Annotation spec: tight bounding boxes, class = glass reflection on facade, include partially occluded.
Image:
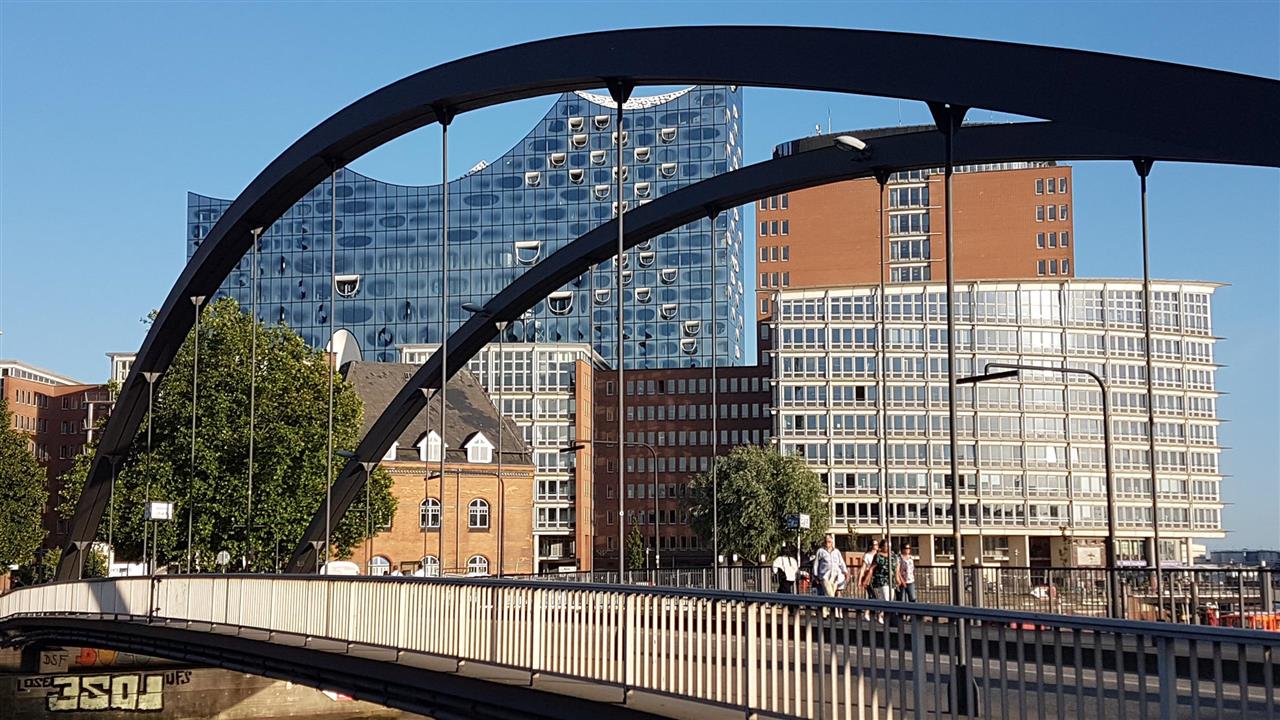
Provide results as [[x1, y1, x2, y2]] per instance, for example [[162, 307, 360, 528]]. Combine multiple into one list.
[[188, 86, 745, 368]]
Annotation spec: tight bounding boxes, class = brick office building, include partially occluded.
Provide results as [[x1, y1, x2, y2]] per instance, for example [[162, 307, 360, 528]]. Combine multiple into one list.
[[757, 129, 1075, 330], [347, 363, 535, 576], [1, 360, 106, 548], [591, 365, 772, 568]]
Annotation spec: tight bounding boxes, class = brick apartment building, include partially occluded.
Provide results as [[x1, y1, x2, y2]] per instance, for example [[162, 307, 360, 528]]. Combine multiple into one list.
[[347, 362, 535, 576], [591, 365, 772, 568], [757, 129, 1075, 328], [1, 360, 108, 549]]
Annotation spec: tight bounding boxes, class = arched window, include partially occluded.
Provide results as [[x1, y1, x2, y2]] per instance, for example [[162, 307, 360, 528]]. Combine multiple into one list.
[[466, 555, 490, 576], [468, 499, 490, 529], [367, 556, 390, 576], [420, 498, 441, 529], [420, 555, 440, 577]]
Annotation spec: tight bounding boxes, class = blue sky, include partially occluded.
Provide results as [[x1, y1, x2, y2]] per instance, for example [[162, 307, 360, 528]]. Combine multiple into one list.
[[1, 2, 1276, 549]]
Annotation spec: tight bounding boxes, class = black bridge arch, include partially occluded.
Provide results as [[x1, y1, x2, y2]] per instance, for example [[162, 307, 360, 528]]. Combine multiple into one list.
[[60, 26, 1280, 579]]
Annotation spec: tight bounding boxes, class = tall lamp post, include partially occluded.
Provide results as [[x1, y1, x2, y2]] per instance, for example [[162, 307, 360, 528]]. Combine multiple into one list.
[[462, 302, 511, 576], [187, 294, 206, 573], [337, 450, 378, 572], [1133, 159, 1165, 617], [563, 438, 659, 571], [959, 362, 1120, 619], [141, 371, 162, 573]]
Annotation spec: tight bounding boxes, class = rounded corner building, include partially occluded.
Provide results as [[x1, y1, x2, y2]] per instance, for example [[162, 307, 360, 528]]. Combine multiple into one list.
[[188, 85, 746, 370]]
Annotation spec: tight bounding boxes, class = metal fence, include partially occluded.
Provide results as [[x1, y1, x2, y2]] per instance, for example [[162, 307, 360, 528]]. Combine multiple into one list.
[[3, 575, 1277, 719], [526, 566, 773, 592], [911, 566, 1280, 625]]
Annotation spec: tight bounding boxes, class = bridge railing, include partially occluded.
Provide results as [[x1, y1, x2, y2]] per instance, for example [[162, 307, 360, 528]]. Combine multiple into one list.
[[3, 575, 1278, 719]]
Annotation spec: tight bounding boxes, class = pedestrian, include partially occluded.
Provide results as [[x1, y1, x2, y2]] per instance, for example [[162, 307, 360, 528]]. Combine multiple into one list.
[[812, 534, 849, 597], [772, 545, 799, 594], [896, 544, 917, 603], [869, 540, 896, 623], [857, 538, 881, 619]]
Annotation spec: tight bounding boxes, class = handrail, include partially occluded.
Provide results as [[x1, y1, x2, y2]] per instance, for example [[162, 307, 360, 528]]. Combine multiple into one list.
[[5, 575, 1277, 645]]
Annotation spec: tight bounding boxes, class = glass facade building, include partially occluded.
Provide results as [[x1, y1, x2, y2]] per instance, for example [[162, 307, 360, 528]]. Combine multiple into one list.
[[769, 279, 1224, 567], [189, 86, 745, 369]]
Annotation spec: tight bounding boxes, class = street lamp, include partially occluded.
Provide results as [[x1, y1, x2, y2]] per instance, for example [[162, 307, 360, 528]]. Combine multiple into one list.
[[959, 362, 1121, 619], [338, 450, 378, 573], [463, 302, 511, 577], [141, 370, 162, 573], [247, 227, 263, 566], [187, 294, 206, 574], [564, 438, 660, 571], [1133, 159, 1165, 617]]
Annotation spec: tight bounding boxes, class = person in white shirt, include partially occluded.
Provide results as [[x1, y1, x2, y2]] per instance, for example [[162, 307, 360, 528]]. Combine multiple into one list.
[[812, 534, 849, 597], [772, 545, 799, 593]]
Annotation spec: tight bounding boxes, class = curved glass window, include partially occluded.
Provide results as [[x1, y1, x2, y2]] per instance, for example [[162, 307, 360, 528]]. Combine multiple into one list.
[[549, 153, 567, 168], [590, 150, 607, 165], [571, 134, 588, 149], [635, 287, 652, 303], [684, 320, 702, 337], [514, 241, 541, 266], [593, 115, 610, 130], [567, 117, 584, 132], [568, 169, 585, 185], [548, 291, 574, 315], [660, 303, 678, 320], [634, 147, 652, 162], [680, 338, 698, 355], [659, 128, 677, 143], [660, 268, 678, 285], [660, 163, 677, 178]]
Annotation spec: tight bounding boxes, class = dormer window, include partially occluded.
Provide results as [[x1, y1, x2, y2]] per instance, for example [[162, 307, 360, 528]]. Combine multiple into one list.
[[465, 432, 494, 464], [382, 441, 399, 463], [571, 134, 588, 149], [659, 128, 677, 143], [567, 117, 584, 132], [549, 153, 567, 168], [417, 431, 442, 463]]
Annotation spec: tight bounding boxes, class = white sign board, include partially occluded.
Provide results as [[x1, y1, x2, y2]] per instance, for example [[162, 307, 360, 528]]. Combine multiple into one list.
[[145, 502, 175, 521]]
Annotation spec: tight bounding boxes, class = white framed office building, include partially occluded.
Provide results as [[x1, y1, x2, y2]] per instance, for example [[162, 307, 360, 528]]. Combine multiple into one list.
[[768, 279, 1225, 568]]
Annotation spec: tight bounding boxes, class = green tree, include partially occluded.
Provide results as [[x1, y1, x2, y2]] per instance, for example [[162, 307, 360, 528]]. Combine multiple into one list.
[[0, 397, 47, 568], [60, 297, 395, 572], [625, 526, 646, 571], [685, 445, 829, 562]]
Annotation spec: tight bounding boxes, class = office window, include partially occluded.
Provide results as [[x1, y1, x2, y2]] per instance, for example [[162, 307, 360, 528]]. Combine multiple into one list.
[[1060, 204, 1068, 220], [1062, 259, 1071, 274], [781, 220, 789, 235], [770, 196, 778, 210], [770, 246, 778, 261], [1059, 177, 1068, 193], [760, 247, 768, 262], [760, 272, 769, 287], [1049, 259, 1059, 275], [759, 198, 768, 210], [1036, 232, 1044, 249], [1035, 178, 1044, 194], [1048, 205, 1057, 221], [1047, 232, 1057, 248], [760, 222, 768, 236], [782, 272, 790, 287], [1046, 177, 1056, 194], [781, 245, 790, 260], [780, 193, 789, 209], [1036, 206, 1045, 222], [1037, 260, 1046, 276], [771, 221, 779, 236]]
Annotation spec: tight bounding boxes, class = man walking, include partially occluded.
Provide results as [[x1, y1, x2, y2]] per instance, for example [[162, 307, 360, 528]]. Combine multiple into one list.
[[857, 538, 881, 620], [812, 534, 849, 597], [868, 540, 897, 623]]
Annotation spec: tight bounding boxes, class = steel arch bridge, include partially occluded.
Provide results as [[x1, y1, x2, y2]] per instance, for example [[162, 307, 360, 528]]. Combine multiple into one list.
[[59, 26, 1280, 579]]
